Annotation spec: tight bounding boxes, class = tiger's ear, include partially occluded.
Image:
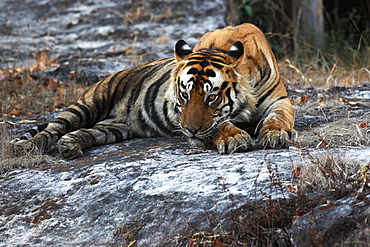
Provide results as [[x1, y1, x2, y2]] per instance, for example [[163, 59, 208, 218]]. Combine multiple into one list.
[[175, 40, 193, 62], [226, 41, 244, 65]]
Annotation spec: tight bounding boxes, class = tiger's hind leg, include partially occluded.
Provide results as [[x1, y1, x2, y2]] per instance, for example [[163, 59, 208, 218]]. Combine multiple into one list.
[[10, 123, 62, 155], [57, 119, 131, 159]]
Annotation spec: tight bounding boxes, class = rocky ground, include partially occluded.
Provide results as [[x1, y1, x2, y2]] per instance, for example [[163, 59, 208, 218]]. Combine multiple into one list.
[[1, 0, 370, 246]]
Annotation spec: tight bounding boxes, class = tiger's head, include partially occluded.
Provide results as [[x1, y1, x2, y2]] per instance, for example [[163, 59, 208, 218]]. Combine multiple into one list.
[[168, 40, 257, 144]]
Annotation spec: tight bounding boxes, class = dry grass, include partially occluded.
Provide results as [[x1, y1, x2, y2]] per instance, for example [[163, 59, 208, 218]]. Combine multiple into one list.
[[279, 58, 370, 88], [0, 124, 57, 174], [297, 118, 370, 149], [0, 52, 84, 174], [0, 69, 86, 117], [341, 227, 370, 247], [290, 151, 368, 194]]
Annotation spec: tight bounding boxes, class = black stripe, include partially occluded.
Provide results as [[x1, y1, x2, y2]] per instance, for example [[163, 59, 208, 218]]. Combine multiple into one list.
[[37, 123, 48, 132], [205, 69, 216, 77], [55, 129, 64, 138], [92, 82, 105, 122], [187, 61, 202, 67], [260, 95, 289, 117], [106, 72, 125, 114], [43, 129, 54, 138], [64, 108, 83, 123], [163, 100, 176, 131], [138, 109, 156, 134], [254, 53, 271, 88], [225, 88, 234, 111], [210, 63, 224, 70], [232, 82, 239, 96], [129, 59, 172, 106], [80, 129, 98, 146], [187, 68, 198, 74], [256, 82, 279, 108], [209, 53, 227, 59], [277, 95, 288, 100], [208, 57, 226, 64], [129, 69, 153, 104], [187, 59, 225, 70], [27, 128, 39, 137], [106, 127, 124, 142], [52, 117, 72, 133], [144, 70, 172, 133], [74, 103, 91, 126], [220, 81, 229, 90], [188, 56, 207, 61], [195, 49, 229, 57]]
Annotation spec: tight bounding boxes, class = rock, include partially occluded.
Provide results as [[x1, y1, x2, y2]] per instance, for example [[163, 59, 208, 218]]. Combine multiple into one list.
[[1, 136, 370, 246], [0, 137, 294, 246], [0, 0, 226, 82], [291, 195, 370, 247]]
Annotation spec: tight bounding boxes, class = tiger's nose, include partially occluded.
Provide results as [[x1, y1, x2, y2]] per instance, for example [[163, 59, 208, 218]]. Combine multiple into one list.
[[186, 127, 200, 136]]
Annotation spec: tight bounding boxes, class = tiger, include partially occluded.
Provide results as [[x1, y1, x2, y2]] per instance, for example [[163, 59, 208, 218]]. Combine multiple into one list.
[[10, 23, 295, 159]]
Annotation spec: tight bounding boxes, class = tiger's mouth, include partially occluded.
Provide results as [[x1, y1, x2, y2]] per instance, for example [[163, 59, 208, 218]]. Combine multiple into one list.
[[180, 122, 217, 140]]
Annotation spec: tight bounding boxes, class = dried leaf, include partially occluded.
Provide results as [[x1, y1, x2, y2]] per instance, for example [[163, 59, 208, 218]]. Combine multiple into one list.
[[188, 238, 200, 247], [127, 240, 136, 247], [287, 185, 297, 191], [319, 204, 338, 211], [300, 94, 309, 103], [292, 94, 310, 105], [89, 178, 99, 185], [292, 210, 308, 222], [56, 87, 66, 95], [298, 210, 307, 216], [339, 97, 357, 108], [292, 215, 300, 222], [214, 239, 226, 247], [8, 109, 21, 115], [359, 122, 369, 128], [291, 167, 302, 178]]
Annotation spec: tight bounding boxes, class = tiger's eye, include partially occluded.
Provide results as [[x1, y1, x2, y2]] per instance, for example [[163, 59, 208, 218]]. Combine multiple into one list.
[[181, 92, 189, 100], [208, 94, 216, 100], [206, 94, 218, 104]]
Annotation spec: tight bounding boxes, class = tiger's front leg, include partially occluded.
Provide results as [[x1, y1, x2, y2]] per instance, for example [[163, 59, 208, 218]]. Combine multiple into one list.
[[257, 99, 296, 149], [213, 122, 253, 154]]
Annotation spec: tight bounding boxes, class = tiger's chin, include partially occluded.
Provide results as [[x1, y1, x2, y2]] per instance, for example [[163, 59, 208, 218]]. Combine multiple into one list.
[[180, 126, 214, 148], [185, 123, 254, 154], [187, 136, 212, 148]]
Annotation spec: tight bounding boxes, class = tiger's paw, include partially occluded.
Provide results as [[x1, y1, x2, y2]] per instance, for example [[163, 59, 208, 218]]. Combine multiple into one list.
[[58, 135, 83, 160], [258, 127, 296, 149], [9, 138, 40, 155], [214, 124, 253, 154]]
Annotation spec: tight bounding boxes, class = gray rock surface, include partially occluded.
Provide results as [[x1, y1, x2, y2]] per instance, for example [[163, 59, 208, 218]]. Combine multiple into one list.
[[0, 0, 226, 82], [291, 195, 370, 247], [0, 137, 289, 246], [1, 137, 370, 246]]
